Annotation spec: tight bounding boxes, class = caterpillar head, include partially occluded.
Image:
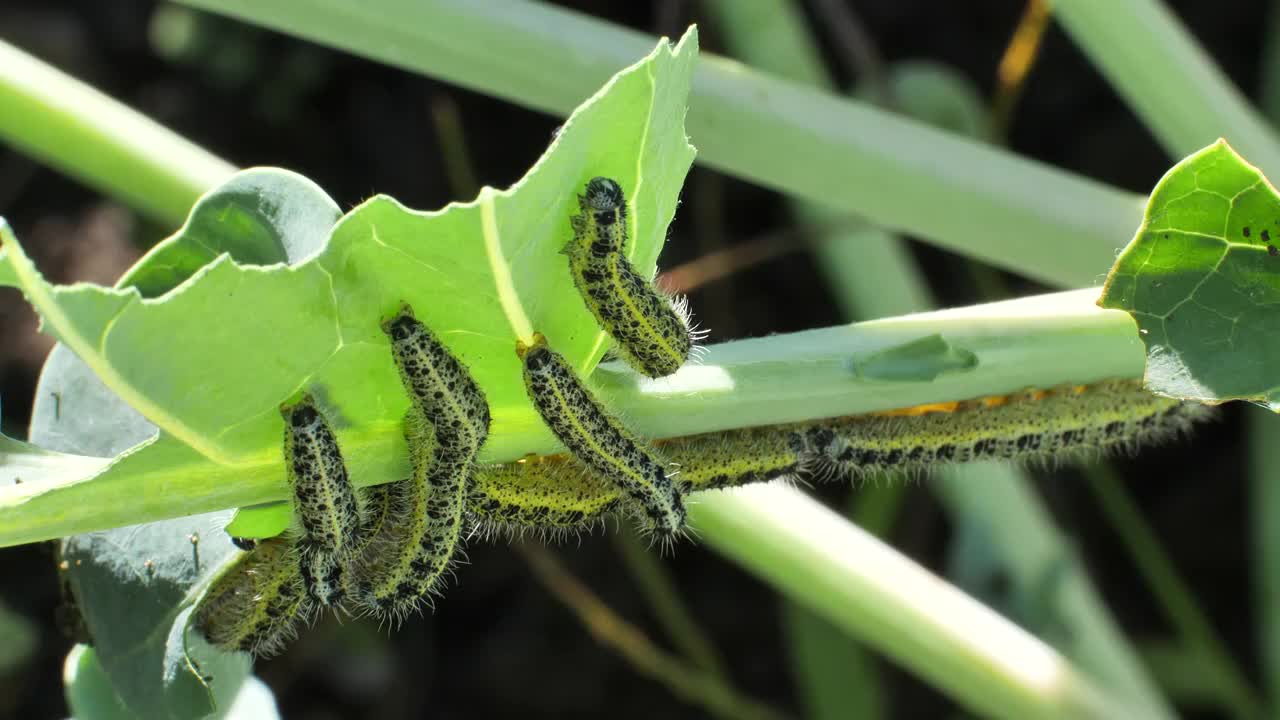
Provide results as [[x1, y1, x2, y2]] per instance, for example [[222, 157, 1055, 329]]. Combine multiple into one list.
[[580, 177, 624, 213]]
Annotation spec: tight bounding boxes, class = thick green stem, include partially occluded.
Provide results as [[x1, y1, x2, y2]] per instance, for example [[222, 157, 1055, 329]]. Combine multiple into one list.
[[0, 288, 1147, 547]]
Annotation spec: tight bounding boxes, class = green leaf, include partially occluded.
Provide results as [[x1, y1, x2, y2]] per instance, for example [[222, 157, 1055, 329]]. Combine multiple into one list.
[[1099, 140, 1280, 409], [17, 167, 340, 718], [63, 644, 279, 720], [118, 167, 341, 297], [64, 645, 135, 720], [0, 433, 110, 488]]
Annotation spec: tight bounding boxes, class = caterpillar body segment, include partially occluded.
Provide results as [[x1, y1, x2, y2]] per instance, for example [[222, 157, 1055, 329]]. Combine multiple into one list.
[[565, 176, 695, 379], [352, 306, 490, 621], [518, 333, 686, 538], [280, 396, 363, 607], [193, 537, 312, 657]]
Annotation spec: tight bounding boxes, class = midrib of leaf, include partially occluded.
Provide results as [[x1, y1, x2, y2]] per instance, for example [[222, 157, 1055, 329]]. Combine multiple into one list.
[[479, 186, 535, 344], [629, 60, 657, 265]]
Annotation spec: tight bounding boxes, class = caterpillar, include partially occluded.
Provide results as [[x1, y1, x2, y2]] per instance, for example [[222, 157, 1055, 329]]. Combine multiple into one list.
[[279, 395, 363, 608], [470, 379, 1212, 537], [518, 332, 686, 539], [348, 305, 490, 621], [193, 536, 312, 657], [793, 381, 1209, 479], [565, 176, 700, 378]]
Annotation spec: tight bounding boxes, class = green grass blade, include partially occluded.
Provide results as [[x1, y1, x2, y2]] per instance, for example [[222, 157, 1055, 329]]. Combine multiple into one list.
[[173, 0, 1143, 287], [705, 2, 1171, 716], [0, 40, 235, 227], [1053, 0, 1280, 172], [704, 1, 924, 714], [1034, 11, 1280, 714]]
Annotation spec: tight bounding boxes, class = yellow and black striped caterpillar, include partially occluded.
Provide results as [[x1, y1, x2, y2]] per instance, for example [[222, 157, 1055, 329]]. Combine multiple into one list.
[[469, 380, 1212, 537], [193, 536, 311, 657], [565, 177, 699, 378], [519, 332, 686, 540], [345, 305, 491, 621], [279, 395, 363, 608]]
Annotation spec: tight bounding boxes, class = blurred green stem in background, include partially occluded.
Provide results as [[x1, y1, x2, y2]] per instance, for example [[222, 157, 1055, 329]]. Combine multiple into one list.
[[175, 0, 1146, 288], [0, 40, 235, 227], [1084, 464, 1265, 719]]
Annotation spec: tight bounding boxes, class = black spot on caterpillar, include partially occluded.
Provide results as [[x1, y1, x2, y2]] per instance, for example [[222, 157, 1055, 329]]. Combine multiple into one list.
[[280, 395, 363, 608], [468, 379, 1211, 538], [518, 332, 686, 539], [349, 305, 490, 621], [564, 176, 700, 378], [193, 537, 312, 657]]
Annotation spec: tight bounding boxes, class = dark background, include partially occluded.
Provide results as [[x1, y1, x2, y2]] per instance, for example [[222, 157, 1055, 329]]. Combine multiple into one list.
[[0, 1, 1263, 718]]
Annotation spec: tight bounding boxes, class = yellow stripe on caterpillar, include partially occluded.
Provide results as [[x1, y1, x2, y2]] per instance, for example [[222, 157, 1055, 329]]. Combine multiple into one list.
[[565, 176, 698, 378], [517, 332, 686, 538], [468, 379, 1211, 537], [350, 305, 490, 621], [279, 395, 362, 608], [193, 536, 312, 657]]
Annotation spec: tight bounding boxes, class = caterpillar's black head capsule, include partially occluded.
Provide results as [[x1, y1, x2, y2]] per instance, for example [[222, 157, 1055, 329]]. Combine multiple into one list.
[[582, 177, 624, 212], [381, 304, 420, 342]]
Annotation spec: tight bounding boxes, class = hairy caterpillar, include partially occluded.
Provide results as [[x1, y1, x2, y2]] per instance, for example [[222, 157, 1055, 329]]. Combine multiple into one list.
[[470, 379, 1211, 537], [280, 395, 363, 607], [565, 176, 700, 378], [193, 537, 311, 657], [518, 332, 686, 538], [793, 382, 1208, 479], [348, 305, 490, 620]]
